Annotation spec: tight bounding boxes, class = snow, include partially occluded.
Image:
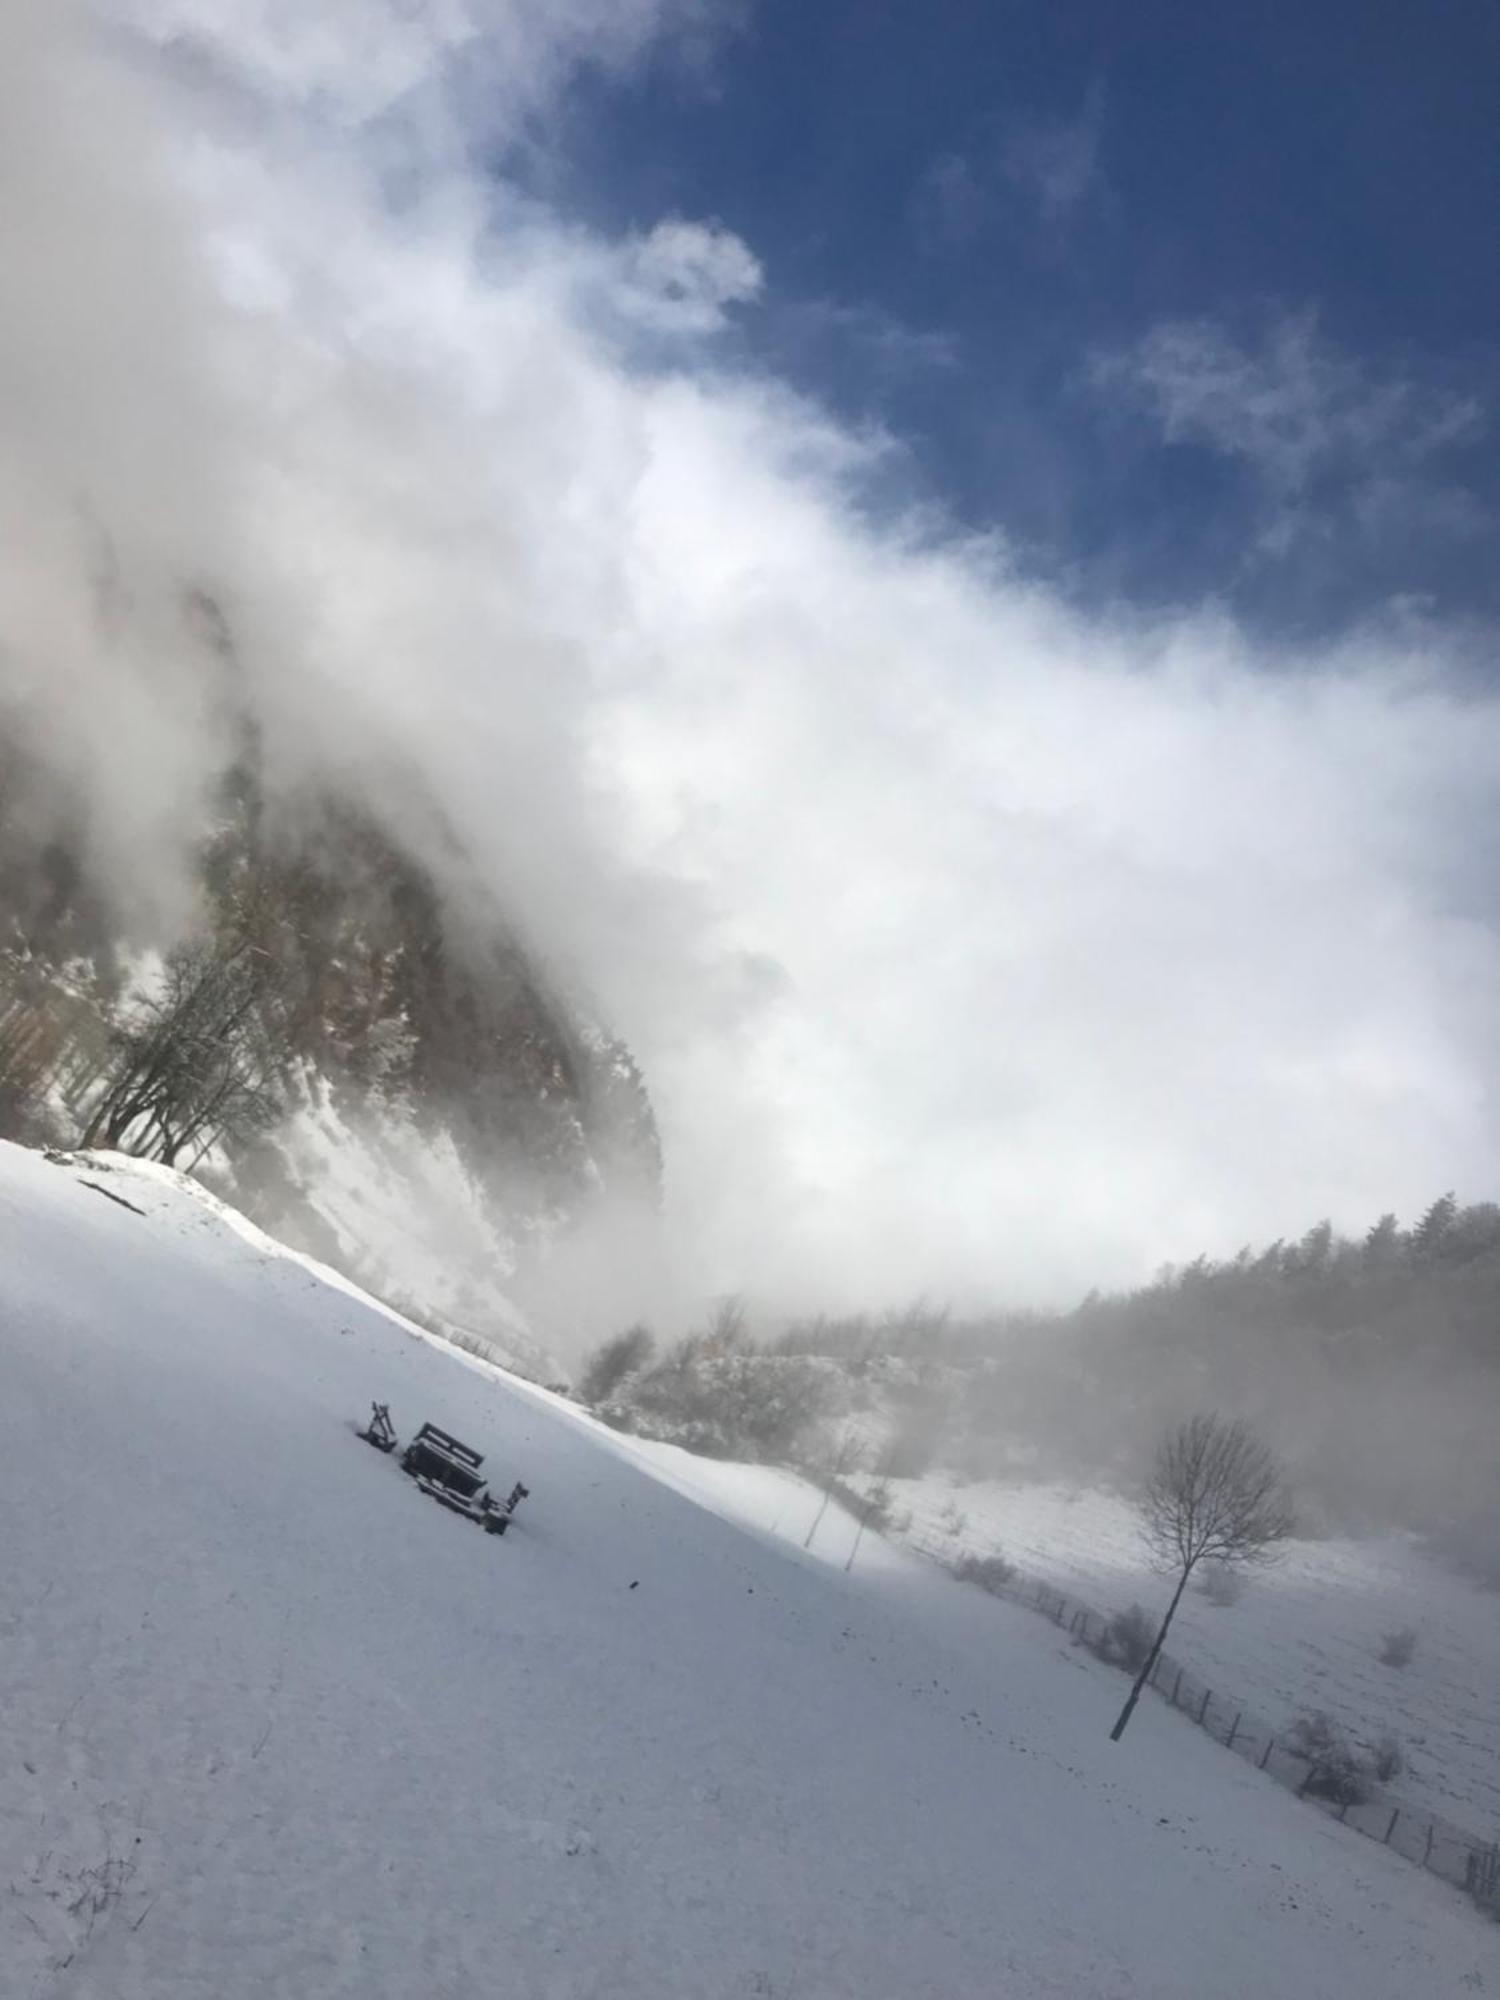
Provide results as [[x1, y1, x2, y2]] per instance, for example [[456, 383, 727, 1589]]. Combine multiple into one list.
[[881, 1475, 1500, 1834], [0, 1140, 1492, 1998], [240, 1071, 558, 1379]]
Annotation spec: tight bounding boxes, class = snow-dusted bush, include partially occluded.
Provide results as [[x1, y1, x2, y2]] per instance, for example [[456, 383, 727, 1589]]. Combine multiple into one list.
[[829, 1475, 895, 1535], [579, 1324, 655, 1406], [604, 1340, 847, 1464], [1372, 1733, 1405, 1784], [952, 1551, 1016, 1595], [1196, 1561, 1245, 1607], [1378, 1625, 1417, 1669], [1095, 1604, 1155, 1673], [1287, 1712, 1372, 1806]]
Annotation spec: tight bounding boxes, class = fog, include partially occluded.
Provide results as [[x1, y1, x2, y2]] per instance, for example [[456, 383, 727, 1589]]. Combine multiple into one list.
[[7, 0, 1500, 1323]]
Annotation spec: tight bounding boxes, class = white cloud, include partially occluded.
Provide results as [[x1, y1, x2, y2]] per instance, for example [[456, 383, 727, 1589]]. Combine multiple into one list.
[[128, 0, 479, 119], [126, 0, 736, 130], [617, 219, 763, 333], [7, 0, 1500, 1320], [1093, 310, 1487, 550]]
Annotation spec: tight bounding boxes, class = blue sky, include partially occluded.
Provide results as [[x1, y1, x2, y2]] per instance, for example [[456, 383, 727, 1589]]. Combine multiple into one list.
[[549, 0, 1499, 637]]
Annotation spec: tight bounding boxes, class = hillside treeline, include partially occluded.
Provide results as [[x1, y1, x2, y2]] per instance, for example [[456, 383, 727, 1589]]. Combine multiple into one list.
[[583, 1206, 1500, 1569]]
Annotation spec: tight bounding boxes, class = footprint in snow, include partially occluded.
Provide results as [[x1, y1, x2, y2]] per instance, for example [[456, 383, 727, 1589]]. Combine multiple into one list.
[[525, 1820, 596, 1859]]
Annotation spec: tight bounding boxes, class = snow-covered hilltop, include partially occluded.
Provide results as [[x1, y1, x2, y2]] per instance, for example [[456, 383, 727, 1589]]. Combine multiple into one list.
[[0, 1138, 1489, 1998]]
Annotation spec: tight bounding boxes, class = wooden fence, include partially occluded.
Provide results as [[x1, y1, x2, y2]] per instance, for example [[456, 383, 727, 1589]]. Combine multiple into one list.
[[933, 1543, 1499, 1921]]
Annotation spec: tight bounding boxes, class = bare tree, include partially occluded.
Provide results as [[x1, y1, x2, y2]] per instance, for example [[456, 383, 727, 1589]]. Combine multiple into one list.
[[703, 1294, 748, 1354], [79, 939, 284, 1167], [578, 1324, 656, 1406], [1110, 1412, 1293, 1741]]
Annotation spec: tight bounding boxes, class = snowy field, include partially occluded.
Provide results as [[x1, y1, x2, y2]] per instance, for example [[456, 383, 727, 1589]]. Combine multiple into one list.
[[880, 1475, 1500, 1837], [0, 1140, 1493, 1998]]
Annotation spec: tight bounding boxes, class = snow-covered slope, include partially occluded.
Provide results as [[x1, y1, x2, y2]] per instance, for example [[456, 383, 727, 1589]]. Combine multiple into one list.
[[883, 1475, 1500, 1835], [245, 1075, 561, 1382], [0, 1143, 1490, 1999]]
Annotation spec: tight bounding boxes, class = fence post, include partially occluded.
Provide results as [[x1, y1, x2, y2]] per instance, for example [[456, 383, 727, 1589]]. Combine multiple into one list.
[[1226, 1711, 1241, 1751], [1198, 1687, 1212, 1726], [1384, 1808, 1399, 1845], [1422, 1823, 1434, 1868], [1259, 1737, 1274, 1770]]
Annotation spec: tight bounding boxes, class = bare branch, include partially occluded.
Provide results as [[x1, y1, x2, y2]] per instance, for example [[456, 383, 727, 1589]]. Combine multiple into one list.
[[1141, 1413, 1295, 1574]]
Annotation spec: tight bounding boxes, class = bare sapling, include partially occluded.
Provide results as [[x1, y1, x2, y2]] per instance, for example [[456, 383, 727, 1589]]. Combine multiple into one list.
[[1110, 1412, 1293, 1742]]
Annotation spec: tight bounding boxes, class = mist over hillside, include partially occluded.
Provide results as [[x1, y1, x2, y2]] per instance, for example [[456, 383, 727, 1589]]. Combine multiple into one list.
[[0, 658, 661, 1374], [580, 1198, 1500, 1561]]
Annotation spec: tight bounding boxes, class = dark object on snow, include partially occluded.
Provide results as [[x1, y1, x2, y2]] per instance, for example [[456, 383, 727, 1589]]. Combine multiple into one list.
[[486, 1480, 531, 1536], [357, 1409, 528, 1535], [400, 1422, 530, 1535], [78, 1179, 148, 1217], [358, 1402, 398, 1453], [402, 1422, 491, 1523]]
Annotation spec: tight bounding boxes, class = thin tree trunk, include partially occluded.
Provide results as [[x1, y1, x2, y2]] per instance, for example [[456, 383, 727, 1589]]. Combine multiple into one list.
[[844, 1490, 880, 1574], [82, 1075, 133, 1147], [804, 1430, 858, 1550], [1110, 1564, 1192, 1742]]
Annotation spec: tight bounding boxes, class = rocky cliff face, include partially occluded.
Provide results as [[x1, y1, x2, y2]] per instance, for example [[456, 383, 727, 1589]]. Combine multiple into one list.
[[0, 677, 661, 1381]]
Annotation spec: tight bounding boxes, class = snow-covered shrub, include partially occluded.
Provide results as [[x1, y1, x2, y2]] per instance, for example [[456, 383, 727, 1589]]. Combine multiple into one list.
[[1287, 1712, 1372, 1806], [606, 1340, 847, 1464], [1372, 1733, 1405, 1784], [859, 1479, 896, 1533], [818, 1474, 895, 1536], [1378, 1625, 1417, 1669], [1095, 1604, 1155, 1673], [952, 1551, 1016, 1595], [579, 1324, 655, 1406], [1196, 1562, 1245, 1607]]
